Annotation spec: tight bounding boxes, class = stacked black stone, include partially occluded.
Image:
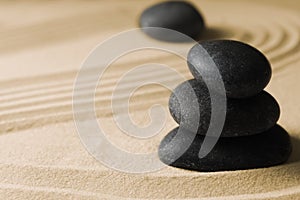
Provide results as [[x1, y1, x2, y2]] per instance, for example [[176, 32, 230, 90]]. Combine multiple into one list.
[[158, 40, 292, 172]]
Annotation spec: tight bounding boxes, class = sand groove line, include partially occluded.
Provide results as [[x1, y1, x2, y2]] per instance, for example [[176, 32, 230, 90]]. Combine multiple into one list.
[[0, 54, 178, 95], [0, 68, 188, 116], [1, 13, 299, 97], [268, 22, 300, 61], [0, 28, 298, 110], [0, 67, 297, 125], [247, 25, 270, 48], [0, 82, 174, 117], [1, 2, 300, 200], [1, 5, 300, 133], [0, 60, 188, 131], [1, 6, 299, 94], [0, 1, 144, 54], [0, 64, 188, 105], [260, 23, 287, 55], [0, 184, 102, 199], [220, 6, 300, 73], [0, 89, 171, 119], [0, 67, 187, 101], [1, 19, 299, 97], [0, 64, 298, 129], [0, 64, 295, 115], [0, 163, 300, 199], [0, 95, 172, 133], [0, 108, 162, 133], [1, 183, 300, 200], [239, 18, 300, 63]]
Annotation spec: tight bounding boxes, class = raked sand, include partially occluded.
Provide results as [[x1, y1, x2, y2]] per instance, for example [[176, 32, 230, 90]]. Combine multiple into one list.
[[1, 0, 300, 199]]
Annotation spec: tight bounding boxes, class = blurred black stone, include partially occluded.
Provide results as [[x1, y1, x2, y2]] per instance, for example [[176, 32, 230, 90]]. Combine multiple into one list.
[[139, 1, 205, 42]]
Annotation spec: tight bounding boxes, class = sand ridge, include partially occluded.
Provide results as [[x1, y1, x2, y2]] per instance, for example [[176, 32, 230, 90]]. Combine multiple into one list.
[[1, 0, 300, 199]]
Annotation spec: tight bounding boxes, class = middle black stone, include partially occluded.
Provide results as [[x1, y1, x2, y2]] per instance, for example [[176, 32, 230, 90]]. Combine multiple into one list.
[[169, 79, 280, 137]]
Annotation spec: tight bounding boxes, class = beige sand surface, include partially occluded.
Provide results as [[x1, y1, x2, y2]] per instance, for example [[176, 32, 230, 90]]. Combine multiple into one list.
[[1, 0, 300, 199]]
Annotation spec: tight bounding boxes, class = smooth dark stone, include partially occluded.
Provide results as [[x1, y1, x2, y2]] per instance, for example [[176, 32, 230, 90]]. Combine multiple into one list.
[[187, 40, 272, 98], [169, 79, 280, 137], [158, 125, 292, 172], [139, 1, 205, 42]]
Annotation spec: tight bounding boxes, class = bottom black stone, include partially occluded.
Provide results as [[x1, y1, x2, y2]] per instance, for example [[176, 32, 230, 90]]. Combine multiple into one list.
[[158, 125, 292, 172]]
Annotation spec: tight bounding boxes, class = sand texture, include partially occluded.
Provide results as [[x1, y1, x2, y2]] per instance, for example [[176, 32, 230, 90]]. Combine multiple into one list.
[[1, 0, 300, 199]]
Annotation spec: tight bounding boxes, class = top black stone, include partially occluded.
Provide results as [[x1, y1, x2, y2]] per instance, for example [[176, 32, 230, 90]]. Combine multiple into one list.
[[139, 1, 205, 42], [187, 40, 272, 98]]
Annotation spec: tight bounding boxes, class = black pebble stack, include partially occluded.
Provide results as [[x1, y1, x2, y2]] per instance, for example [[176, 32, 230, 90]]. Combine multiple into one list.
[[158, 40, 292, 172]]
